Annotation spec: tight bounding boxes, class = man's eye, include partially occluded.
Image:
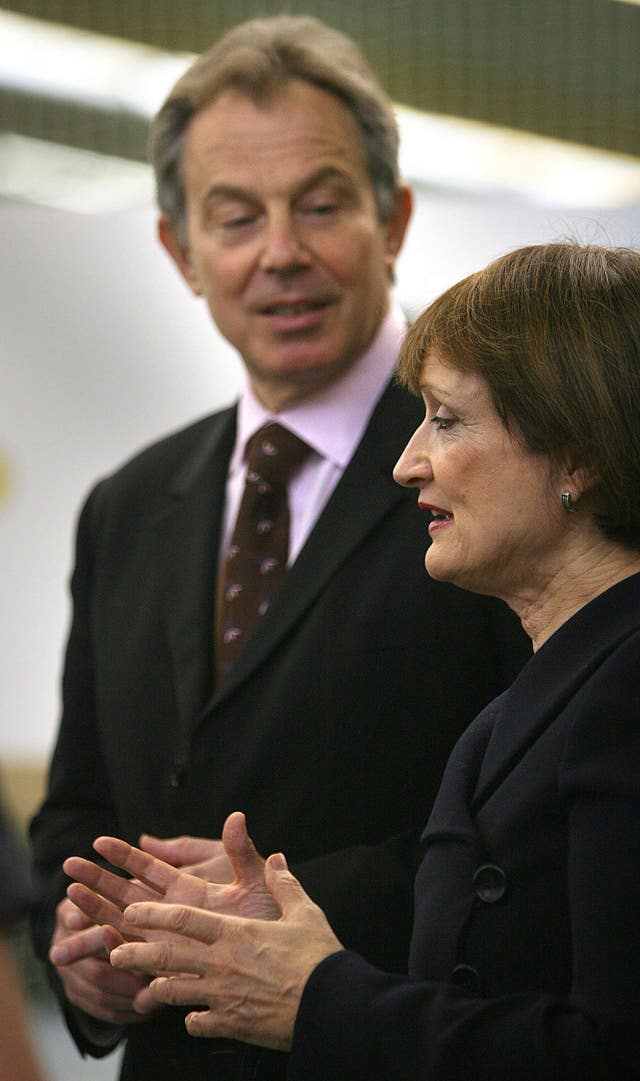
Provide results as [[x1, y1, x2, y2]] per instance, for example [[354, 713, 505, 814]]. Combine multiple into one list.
[[221, 215, 254, 229], [430, 414, 455, 431], [302, 202, 337, 217]]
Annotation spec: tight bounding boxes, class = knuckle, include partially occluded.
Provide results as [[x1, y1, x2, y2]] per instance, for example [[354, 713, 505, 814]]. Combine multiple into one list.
[[155, 977, 179, 1004], [168, 906, 192, 933], [84, 956, 107, 982], [155, 941, 173, 969]]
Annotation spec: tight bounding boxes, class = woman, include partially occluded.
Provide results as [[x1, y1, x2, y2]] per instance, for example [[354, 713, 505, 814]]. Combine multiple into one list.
[[67, 243, 640, 1079]]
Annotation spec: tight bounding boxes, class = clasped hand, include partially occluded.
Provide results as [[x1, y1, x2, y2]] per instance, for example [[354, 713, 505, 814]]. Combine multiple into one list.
[[50, 811, 276, 1024], [55, 812, 343, 1047]]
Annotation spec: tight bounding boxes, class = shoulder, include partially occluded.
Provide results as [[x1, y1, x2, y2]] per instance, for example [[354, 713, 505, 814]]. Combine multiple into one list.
[[82, 406, 236, 519], [560, 626, 640, 793], [107, 406, 236, 488]]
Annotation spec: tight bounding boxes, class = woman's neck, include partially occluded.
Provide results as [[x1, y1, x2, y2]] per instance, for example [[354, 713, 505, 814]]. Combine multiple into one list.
[[506, 538, 640, 652]]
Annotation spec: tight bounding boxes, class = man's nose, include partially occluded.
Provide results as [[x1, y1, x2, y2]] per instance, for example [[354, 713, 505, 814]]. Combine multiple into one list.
[[259, 213, 310, 272]]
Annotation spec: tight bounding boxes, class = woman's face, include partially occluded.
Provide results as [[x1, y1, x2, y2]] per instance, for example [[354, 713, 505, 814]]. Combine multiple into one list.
[[393, 351, 563, 601]]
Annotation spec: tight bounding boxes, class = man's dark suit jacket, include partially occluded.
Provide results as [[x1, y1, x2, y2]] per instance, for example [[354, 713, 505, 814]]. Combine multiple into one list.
[[30, 379, 529, 1081], [289, 573, 640, 1081]]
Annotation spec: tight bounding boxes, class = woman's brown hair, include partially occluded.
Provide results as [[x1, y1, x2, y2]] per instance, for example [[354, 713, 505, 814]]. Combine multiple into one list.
[[398, 243, 640, 550]]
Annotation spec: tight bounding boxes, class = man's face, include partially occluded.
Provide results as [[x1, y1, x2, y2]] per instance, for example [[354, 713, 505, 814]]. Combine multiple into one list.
[[160, 78, 411, 410]]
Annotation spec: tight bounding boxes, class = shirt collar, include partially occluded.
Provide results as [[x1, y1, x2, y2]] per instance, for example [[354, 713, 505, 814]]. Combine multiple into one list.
[[231, 300, 407, 475]]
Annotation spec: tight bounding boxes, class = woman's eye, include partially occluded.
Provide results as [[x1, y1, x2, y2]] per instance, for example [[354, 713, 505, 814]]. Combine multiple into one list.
[[431, 414, 455, 431]]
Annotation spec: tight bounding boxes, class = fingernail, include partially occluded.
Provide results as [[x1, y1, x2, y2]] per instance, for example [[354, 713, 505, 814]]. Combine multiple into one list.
[[124, 907, 138, 924], [50, 946, 68, 965]]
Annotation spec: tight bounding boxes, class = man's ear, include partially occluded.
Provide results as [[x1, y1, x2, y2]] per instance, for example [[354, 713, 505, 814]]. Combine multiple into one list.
[[157, 215, 202, 296], [384, 185, 413, 275]]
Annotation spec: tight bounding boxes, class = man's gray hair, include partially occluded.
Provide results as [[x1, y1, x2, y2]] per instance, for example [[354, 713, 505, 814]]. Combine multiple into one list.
[[149, 14, 401, 241]]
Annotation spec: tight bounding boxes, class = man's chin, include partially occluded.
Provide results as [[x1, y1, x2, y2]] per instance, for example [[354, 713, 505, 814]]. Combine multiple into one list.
[[245, 353, 355, 409]]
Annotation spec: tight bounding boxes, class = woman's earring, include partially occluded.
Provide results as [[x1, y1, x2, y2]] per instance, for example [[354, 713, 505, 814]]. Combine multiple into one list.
[[561, 491, 576, 513]]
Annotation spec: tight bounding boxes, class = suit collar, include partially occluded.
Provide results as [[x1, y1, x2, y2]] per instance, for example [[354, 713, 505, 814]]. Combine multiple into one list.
[[473, 573, 640, 808]]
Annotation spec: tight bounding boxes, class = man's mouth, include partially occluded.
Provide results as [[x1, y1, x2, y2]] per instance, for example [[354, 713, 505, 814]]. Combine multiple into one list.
[[260, 299, 328, 316]]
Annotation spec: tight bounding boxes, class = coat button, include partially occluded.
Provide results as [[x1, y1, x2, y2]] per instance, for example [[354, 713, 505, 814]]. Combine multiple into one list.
[[473, 863, 506, 903], [451, 964, 481, 993], [169, 758, 185, 789]]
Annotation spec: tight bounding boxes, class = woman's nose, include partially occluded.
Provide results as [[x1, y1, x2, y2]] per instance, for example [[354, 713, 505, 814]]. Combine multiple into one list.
[[393, 426, 433, 488]]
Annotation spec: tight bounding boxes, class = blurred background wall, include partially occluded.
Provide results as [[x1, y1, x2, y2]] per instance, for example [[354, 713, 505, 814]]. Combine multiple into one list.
[[1, 2, 639, 1076]]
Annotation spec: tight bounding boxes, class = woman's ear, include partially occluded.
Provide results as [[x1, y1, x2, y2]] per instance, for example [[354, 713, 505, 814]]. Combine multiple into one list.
[[563, 460, 601, 503], [157, 215, 202, 296]]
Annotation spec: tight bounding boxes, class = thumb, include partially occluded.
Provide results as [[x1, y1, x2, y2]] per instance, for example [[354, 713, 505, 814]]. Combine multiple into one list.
[[222, 811, 264, 883], [264, 852, 308, 915]]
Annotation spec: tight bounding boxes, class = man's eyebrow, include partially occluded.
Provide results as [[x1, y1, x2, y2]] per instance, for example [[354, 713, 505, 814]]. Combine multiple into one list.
[[202, 184, 258, 206], [202, 166, 356, 208], [293, 166, 355, 198]]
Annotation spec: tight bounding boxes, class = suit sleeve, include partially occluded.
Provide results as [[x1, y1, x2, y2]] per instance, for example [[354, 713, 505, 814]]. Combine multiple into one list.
[[288, 637, 640, 1081], [29, 483, 123, 1057]]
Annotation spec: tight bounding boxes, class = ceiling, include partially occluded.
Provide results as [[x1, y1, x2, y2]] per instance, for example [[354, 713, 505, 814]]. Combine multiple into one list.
[[1, 0, 639, 169]]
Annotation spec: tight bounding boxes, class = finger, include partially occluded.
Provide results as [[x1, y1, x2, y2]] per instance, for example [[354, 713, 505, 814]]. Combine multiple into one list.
[[150, 975, 209, 1007], [93, 836, 184, 897], [123, 901, 226, 946], [132, 983, 163, 1016], [50, 924, 115, 966], [186, 1009, 225, 1040], [60, 959, 151, 1022], [221, 812, 265, 885], [181, 855, 234, 883], [102, 925, 126, 953], [139, 834, 223, 868], [111, 936, 206, 977], [66, 882, 144, 940], [57, 896, 92, 932], [263, 853, 312, 916], [64, 855, 154, 910]]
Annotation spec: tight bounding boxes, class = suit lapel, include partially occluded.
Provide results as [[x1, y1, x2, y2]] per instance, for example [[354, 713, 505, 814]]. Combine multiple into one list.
[[472, 573, 640, 809], [205, 380, 423, 713], [158, 409, 236, 734]]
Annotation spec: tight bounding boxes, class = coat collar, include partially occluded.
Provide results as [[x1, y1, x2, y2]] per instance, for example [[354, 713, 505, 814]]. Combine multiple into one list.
[[472, 573, 640, 809], [159, 409, 236, 736]]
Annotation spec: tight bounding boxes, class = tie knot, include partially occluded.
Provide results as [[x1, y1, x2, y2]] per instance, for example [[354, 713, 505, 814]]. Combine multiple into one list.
[[245, 423, 311, 485]]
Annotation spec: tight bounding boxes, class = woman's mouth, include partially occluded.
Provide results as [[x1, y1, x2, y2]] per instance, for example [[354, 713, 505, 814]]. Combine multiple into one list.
[[419, 502, 454, 532]]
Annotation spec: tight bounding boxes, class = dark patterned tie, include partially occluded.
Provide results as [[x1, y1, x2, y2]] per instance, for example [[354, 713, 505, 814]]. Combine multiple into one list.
[[215, 423, 311, 680]]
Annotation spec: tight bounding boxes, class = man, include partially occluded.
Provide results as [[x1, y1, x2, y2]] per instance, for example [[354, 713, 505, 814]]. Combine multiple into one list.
[[30, 15, 529, 1081]]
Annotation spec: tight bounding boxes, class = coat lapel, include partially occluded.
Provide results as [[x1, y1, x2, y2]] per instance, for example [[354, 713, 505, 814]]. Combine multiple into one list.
[[205, 380, 423, 713], [472, 573, 640, 810], [158, 409, 236, 734]]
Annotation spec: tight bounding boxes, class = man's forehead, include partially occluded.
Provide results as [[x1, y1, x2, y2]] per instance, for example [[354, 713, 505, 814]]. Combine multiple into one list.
[[182, 79, 368, 175]]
